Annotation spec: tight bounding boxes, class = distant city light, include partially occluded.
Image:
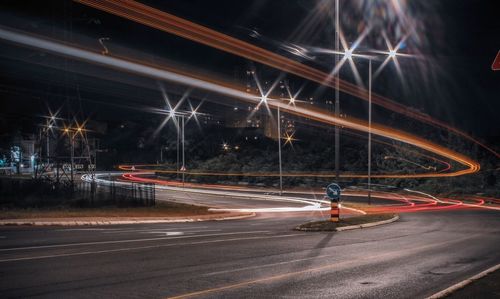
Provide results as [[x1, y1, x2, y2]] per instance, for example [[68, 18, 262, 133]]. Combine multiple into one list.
[[283, 131, 296, 146]]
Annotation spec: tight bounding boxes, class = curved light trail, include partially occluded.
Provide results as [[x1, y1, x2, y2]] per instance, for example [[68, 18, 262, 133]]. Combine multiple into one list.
[[0, 26, 479, 177], [73, 0, 499, 159], [102, 173, 500, 214]]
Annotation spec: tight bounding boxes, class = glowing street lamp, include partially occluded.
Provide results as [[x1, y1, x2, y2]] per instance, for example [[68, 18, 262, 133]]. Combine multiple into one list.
[[344, 49, 353, 60], [346, 43, 406, 205]]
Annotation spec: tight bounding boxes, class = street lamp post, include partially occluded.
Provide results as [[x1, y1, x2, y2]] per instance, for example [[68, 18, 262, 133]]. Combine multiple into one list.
[[334, 0, 340, 182], [277, 106, 283, 195], [176, 117, 180, 180], [336, 44, 404, 204], [46, 126, 50, 165], [368, 59, 372, 205], [70, 131, 75, 184], [181, 115, 185, 187]]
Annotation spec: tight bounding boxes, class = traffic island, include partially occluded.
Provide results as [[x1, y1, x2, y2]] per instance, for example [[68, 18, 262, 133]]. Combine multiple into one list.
[[295, 213, 399, 232]]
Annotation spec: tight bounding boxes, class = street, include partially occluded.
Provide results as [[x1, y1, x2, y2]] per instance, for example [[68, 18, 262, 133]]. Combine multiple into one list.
[[1, 207, 499, 298], [0, 1, 498, 298]]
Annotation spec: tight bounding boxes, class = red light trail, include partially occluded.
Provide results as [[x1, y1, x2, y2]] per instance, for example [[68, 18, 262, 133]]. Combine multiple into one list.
[[119, 172, 500, 214]]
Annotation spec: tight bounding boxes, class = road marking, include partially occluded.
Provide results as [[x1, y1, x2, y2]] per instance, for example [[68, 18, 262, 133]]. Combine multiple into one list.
[[0, 231, 270, 252], [203, 253, 339, 276], [101, 226, 209, 234], [166, 235, 482, 299], [141, 232, 184, 236], [140, 230, 220, 235], [0, 234, 303, 263], [55, 228, 119, 231]]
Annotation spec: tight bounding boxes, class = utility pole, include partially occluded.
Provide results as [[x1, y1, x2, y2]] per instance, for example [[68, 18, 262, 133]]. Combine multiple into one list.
[[176, 117, 180, 180], [46, 129, 50, 165], [368, 59, 372, 205], [181, 115, 185, 187], [334, 0, 340, 181], [70, 131, 74, 184], [277, 106, 283, 195]]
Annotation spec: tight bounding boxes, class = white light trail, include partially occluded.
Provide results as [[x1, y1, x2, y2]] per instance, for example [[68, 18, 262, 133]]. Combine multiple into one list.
[[0, 26, 478, 177]]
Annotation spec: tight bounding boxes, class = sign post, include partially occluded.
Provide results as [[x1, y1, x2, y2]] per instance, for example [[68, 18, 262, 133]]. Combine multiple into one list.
[[326, 183, 341, 222]]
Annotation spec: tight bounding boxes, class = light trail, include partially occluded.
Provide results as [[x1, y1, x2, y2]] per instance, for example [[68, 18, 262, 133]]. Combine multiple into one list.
[[383, 155, 437, 171], [114, 173, 500, 214], [73, 0, 499, 159], [119, 162, 466, 179], [0, 26, 479, 178]]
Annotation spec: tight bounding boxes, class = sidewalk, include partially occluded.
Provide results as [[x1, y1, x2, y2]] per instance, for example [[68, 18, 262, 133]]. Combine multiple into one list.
[[0, 212, 255, 226]]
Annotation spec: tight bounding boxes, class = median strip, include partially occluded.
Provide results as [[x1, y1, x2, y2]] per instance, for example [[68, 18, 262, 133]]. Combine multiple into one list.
[[295, 213, 399, 232]]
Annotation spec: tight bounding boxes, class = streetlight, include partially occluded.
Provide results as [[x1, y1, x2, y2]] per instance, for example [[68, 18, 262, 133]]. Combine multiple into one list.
[[334, 0, 340, 182], [62, 126, 76, 184], [164, 107, 195, 186], [346, 47, 403, 205], [277, 104, 283, 195], [181, 114, 186, 187]]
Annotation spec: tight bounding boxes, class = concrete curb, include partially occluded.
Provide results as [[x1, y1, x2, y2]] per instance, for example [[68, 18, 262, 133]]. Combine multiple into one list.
[[426, 263, 500, 299], [0, 212, 255, 226], [336, 214, 399, 231], [296, 214, 399, 232]]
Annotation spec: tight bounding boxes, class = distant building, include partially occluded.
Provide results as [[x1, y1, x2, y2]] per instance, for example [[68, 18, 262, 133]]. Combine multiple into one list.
[[226, 65, 297, 140]]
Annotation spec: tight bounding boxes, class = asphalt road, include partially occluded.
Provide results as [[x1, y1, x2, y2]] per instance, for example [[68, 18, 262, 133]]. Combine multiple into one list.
[[1, 208, 499, 298]]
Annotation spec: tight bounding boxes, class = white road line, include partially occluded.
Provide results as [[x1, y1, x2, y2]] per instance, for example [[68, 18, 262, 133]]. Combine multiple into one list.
[[203, 253, 339, 276], [0, 234, 303, 263], [101, 226, 209, 234], [141, 231, 184, 236], [0, 230, 270, 252], [58, 226, 208, 233], [140, 229, 221, 235], [55, 228, 118, 231]]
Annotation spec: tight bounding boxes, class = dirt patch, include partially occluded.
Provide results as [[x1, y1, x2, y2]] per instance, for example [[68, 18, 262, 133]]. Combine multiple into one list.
[[0, 201, 214, 219]]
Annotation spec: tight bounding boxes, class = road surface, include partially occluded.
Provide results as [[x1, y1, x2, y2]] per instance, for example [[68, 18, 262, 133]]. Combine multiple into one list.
[[1, 207, 499, 298]]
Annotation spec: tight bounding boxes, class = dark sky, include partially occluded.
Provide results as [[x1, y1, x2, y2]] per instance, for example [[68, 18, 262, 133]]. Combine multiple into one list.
[[0, 0, 499, 140]]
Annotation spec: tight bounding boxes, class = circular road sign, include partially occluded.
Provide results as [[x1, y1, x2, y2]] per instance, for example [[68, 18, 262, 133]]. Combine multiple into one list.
[[326, 183, 341, 201]]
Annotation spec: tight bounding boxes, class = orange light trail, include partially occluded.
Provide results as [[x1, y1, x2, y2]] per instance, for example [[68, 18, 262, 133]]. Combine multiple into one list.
[[74, 0, 499, 159], [0, 26, 479, 178]]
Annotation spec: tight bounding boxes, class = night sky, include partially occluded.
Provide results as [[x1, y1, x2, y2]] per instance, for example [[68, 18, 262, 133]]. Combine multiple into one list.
[[0, 0, 499, 141]]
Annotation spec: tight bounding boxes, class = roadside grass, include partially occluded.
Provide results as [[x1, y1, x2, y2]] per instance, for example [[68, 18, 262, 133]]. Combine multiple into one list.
[[0, 201, 213, 219], [296, 213, 397, 231]]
